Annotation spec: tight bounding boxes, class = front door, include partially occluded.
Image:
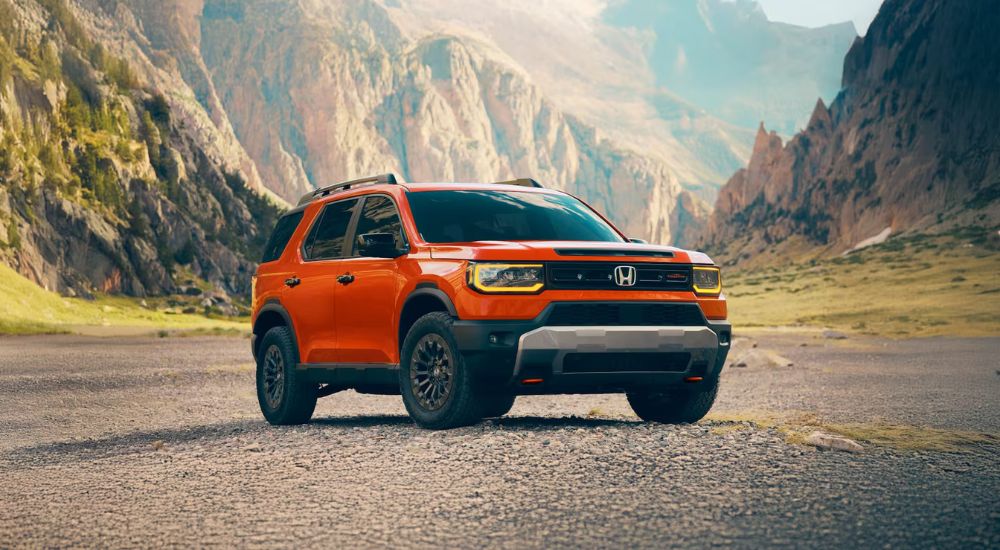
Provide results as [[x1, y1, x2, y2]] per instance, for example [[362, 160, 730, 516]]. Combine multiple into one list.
[[282, 197, 360, 364], [334, 194, 407, 365]]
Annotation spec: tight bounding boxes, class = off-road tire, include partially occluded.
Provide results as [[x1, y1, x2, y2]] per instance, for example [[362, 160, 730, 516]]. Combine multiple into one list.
[[479, 393, 516, 418], [626, 381, 718, 424], [399, 312, 482, 429], [256, 326, 317, 425]]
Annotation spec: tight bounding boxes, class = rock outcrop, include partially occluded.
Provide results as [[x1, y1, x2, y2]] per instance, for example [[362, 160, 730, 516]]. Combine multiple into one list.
[[700, 0, 1000, 264], [0, 0, 281, 297]]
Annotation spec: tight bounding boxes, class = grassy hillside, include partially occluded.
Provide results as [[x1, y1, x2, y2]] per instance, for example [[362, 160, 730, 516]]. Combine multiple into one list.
[[0, 263, 246, 335], [726, 227, 1000, 337]]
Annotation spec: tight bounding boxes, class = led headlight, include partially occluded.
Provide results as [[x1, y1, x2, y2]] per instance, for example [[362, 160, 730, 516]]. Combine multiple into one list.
[[692, 266, 722, 295], [469, 263, 545, 293]]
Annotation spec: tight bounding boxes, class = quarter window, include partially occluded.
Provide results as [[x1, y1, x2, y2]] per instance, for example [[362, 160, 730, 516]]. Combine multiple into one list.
[[303, 199, 358, 260], [353, 195, 405, 256], [260, 211, 303, 263]]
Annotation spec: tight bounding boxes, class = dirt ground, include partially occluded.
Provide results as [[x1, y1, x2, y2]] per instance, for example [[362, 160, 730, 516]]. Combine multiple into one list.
[[1, 333, 997, 548]]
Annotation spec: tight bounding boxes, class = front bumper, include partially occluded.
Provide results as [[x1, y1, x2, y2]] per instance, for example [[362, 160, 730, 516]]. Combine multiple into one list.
[[451, 302, 730, 394]]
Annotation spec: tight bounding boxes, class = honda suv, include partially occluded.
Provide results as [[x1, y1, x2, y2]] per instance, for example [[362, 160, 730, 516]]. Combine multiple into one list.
[[251, 174, 730, 429]]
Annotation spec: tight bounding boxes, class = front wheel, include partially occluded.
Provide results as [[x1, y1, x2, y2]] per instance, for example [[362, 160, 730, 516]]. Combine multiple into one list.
[[256, 326, 317, 425], [627, 381, 718, 424], [399, 312, 483, 429]]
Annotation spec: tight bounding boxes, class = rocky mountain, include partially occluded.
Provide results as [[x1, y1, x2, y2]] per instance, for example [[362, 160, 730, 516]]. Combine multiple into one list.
[[106, 0, 854, 248], [700, 0, 1000, 265], [381, 0, 856, 194], [0, 0, 864, 300], [0, 0, 281, 297], [93, 0, 713, 246]]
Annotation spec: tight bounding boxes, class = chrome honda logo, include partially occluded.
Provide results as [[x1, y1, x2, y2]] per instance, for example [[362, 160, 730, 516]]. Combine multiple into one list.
[[613, 265, 637, 287]]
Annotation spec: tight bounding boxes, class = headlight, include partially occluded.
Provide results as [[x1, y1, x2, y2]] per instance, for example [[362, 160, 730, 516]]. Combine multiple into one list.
[[692, 266, 721, 295], [468, 263, 545, 293]]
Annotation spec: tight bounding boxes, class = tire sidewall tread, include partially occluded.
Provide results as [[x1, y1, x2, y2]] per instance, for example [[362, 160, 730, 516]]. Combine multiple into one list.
[[399, 312, 482, 429], [256, 326, 317, 425], [627, 382, 719, 424]]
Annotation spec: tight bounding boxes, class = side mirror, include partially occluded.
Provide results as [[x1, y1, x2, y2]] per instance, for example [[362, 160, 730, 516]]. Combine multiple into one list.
[[629, 238, 648, 244], [357, 233, 406, 258]]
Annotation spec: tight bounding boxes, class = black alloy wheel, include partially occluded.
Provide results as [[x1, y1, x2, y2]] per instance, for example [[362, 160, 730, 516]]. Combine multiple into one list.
[[409, 334, 455, 410]]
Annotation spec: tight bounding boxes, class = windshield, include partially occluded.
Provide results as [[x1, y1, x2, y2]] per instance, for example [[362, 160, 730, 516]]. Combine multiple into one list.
[[406, 190, 624, 243]]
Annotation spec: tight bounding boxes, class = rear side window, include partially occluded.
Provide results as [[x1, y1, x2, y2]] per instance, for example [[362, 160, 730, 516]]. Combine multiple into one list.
[[260, 212, 303, 263], [352, 195, 406, 255], [303, 198, 358, 260]]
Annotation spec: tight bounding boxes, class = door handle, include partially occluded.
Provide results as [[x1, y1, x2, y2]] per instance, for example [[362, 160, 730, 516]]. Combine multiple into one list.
[[285, 276, 301, 288], [337, 273, 355, 285]]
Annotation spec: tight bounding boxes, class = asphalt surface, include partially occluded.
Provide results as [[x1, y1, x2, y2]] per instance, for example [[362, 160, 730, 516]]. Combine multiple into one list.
[[1, 333, 998, 548]]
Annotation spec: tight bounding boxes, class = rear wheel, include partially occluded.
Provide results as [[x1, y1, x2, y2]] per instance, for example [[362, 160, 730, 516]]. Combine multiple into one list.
[[256, 326, 317, 425], [479, 394, 516, 418], [627, 381, 718, 424], [399, 312, 482, 429]]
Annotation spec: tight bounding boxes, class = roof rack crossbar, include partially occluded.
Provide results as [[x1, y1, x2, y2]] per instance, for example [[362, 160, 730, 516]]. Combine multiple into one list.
[[298, 173, 398, 205], [493, 178, 543, 188]]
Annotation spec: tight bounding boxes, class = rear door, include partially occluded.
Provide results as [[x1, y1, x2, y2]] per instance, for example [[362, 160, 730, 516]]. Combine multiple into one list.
[[282, 197, 360, 364], [334, 194, 407, 364]]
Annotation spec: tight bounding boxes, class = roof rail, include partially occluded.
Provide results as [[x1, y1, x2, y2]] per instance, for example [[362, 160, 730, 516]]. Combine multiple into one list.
[[493, 178, 544, 188], [297, 173, 398, 206]]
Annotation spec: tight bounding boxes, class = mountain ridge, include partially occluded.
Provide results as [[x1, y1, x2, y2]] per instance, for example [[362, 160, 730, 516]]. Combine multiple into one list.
[[699, 0, 1000, 265]]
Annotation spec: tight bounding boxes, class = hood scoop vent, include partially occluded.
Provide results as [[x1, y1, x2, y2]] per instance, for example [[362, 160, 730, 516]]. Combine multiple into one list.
[[554, 248, 675, 258]]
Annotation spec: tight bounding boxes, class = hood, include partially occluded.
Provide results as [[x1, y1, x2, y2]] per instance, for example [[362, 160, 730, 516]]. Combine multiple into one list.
[[428, 241, 714, 264]]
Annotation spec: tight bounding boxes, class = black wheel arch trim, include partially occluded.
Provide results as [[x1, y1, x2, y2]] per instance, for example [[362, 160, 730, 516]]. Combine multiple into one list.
[[252, 299, 298, 360], [402, 287, 458, 318]]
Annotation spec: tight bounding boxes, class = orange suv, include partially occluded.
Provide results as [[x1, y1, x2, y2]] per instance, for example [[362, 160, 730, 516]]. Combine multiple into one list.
[[251, 174, 730, 429]]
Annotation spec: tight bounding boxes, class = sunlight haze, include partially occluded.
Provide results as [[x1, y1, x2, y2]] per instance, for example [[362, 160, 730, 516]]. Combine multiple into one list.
[[754, 0, 884, 34]]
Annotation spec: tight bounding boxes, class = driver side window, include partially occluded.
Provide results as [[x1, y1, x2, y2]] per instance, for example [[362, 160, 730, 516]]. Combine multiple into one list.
[[302, 198, 358, 260], [352, 195, 405, 256]]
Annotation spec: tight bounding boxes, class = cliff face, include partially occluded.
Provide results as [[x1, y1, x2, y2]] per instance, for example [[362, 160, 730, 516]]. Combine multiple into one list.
[[125, 0, 708, 245], [701, 0, 1000, 264], [0, 0, 280, 297]]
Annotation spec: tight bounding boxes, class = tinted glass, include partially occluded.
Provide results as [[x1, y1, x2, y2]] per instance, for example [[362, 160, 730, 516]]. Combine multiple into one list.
[[260, 212, 303, 263], [303, 199, 358, 260], [406, 190, 624, 243], [353, 195, 405, 255]]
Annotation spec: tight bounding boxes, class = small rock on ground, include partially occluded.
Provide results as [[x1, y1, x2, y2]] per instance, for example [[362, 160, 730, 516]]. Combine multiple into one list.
[[806, 431, 864, 453]]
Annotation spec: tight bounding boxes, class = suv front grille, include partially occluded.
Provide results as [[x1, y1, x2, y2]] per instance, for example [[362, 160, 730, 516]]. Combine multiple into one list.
[[562, 352, 692, 373], [544, 303, 705, 326], [547, 262, 692, 291]]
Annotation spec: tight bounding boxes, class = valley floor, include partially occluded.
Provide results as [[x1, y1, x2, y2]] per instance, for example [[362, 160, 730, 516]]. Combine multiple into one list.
[[725, 230, 1000, 338], [0, 333, 997, 547]]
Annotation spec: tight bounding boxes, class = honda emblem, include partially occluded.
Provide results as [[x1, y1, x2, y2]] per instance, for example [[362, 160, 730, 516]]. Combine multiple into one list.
[[613, 265, 637, 287]]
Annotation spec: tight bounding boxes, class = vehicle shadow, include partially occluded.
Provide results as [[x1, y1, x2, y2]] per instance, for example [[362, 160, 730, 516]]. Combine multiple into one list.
[[3, 414, 645, 465], [313, 413, 641, 429], [490, 415, 641, 429]]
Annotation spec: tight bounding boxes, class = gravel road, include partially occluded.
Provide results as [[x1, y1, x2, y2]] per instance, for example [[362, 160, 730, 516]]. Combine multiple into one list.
[[1, 333, 998, 548]]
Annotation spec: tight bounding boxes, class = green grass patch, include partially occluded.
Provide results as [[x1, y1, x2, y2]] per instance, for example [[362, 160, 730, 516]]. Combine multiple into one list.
[[0, 263, 247, 335], [725, 230, 1000, 337], [706, 410, 999, 453]]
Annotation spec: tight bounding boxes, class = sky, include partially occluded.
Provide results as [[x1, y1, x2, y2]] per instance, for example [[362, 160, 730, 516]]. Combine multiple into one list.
[[754, 0, 884, 34]]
